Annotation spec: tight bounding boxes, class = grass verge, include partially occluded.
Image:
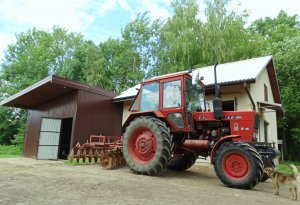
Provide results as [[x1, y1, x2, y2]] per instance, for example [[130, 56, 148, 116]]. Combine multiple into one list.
[[0, 145, 22, 158], [277, 161, 300, 174]]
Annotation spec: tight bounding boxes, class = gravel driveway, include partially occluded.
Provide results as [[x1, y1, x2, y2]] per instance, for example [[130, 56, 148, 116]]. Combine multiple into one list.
[[0, 158, 298, 205]]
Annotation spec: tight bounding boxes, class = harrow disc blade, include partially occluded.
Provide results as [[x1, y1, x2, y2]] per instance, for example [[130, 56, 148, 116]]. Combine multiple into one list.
[[82, 148, 87, 163], [69, 149, 75, 163], [94, 149, 99, 163], [76, 149, 81, 163], [88, 149, 93, 163]]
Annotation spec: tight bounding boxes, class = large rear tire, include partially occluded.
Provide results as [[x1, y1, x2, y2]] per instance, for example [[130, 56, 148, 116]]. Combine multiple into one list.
[[123, 116, 172, 175], [213, 142, 263, 189], [167, 153, 197, 171]]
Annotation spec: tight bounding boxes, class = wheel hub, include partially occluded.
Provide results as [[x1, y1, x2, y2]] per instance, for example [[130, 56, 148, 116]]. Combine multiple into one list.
[[128, 128, 157, 164], [223, 153, 250, 179]]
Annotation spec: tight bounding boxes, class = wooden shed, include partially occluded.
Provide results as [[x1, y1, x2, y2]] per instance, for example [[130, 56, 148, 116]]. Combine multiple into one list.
[[0, 75, 122, 160]]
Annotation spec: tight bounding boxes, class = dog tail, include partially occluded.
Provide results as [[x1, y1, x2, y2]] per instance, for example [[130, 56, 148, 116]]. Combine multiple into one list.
[[290, 164, 298, 177]]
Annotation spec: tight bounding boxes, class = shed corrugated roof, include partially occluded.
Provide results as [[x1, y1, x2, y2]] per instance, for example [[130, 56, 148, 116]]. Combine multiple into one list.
[[0, 75, 119, 108], [114, 55, 276, 101]]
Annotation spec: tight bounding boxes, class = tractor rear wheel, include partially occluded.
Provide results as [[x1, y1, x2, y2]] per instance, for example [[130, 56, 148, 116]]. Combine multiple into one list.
[[167, 153, 197, 171], [123, 116, 172, 175], [213, 142, 263, 189]]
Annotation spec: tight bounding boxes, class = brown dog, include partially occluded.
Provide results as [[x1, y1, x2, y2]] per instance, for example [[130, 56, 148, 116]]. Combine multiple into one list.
[[264, 164, 298, 201]]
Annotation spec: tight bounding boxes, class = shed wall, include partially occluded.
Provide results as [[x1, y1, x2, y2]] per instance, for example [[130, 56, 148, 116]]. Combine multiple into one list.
[[23, 91, 77, 158], [72, 90, 122, 146]]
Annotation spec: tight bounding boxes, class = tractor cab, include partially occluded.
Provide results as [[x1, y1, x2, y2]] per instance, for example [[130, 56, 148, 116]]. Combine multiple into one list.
[[129, 72, 205, 132]]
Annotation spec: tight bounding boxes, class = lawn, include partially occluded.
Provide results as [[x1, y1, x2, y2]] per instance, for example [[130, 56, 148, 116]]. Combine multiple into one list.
[[0, 145, 22, 158], [277, 161, 300, 174]]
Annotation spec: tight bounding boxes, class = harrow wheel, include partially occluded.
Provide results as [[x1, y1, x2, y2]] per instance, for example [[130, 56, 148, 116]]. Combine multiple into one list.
[[213, 142, 263, 189], [123, 116, 172, 176]]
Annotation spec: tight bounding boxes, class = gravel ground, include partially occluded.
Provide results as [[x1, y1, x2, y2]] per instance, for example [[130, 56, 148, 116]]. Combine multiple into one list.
[[0, 158, 298, 205]]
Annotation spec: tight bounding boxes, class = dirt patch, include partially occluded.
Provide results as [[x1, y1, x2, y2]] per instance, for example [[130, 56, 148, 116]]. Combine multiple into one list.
[[0, 158, 298, 205]]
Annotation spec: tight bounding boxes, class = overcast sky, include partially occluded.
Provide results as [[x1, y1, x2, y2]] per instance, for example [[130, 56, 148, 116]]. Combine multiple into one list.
[[0, 0, 299, 62]]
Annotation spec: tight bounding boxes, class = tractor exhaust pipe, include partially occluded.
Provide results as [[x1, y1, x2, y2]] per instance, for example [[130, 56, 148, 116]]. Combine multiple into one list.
[[213, 63, 223, 119], [214, 63, 219, 98]]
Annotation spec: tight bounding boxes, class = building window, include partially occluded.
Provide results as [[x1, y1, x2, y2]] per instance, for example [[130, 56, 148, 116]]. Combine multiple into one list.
[[222, 100, 235, 111], [264, 84, 268, 102]]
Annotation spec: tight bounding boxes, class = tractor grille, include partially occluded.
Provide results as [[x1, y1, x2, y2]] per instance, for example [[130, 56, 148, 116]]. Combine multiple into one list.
[[254, 114, 260, 130]]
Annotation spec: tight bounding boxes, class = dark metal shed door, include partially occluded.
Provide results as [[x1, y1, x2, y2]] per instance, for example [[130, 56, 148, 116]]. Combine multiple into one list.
[[37, 118, 62, 160]]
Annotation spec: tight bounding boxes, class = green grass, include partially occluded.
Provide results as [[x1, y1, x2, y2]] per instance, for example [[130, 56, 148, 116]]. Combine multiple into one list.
[[0, 145, 22, 158], [277, 161, 300, 174], [64, 157, 99, 165]]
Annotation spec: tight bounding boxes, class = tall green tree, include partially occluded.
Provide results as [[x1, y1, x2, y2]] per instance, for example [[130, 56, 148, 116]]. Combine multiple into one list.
[[251, 11, 300, 160], [156, 0, 201, 74], [122, 12, 162, 78], [202, 0, 262, 63], [0, 27, 85, 145], [154, 0, 262, 75], [83, 38, 143, 92], [0, 27, 85, 95]]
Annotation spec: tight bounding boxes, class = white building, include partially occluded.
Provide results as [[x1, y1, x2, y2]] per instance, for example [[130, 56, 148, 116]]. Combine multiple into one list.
[[114, 56, 283, 147]]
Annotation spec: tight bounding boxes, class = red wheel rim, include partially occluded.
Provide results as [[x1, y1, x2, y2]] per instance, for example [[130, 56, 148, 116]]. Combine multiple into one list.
[[128, 127, 157, 165], [222, 152, 250, 180]]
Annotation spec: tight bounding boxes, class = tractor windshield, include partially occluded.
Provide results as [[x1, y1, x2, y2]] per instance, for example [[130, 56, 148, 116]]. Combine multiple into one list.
[[185, 78, 205, 112]]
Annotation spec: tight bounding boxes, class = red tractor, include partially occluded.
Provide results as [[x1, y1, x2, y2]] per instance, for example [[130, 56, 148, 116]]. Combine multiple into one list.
[[122, 64, 279, 189]]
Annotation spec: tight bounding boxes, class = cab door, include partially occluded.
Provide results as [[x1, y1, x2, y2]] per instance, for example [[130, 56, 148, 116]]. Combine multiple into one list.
[[161, 77, 188, 131]]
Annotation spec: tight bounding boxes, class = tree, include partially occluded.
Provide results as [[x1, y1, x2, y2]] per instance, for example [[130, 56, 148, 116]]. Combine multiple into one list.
[[122, 12, 162, 78], [156, 0, 202, 74], [153, 0, 262, 75], [83, 38, 143, 92], [251, 11, 300, 160], [0, 27, 85, 95], [202, 0, 262, 64], [0, 27, 85, 145]]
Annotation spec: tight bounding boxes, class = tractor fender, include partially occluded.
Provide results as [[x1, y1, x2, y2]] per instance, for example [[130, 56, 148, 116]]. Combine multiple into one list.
[[122, 111, 165, 134], [210, 135, 241, 164]]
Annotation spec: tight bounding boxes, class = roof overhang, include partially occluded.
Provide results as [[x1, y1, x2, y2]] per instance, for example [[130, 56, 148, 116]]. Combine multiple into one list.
[[257, 101, 284, 118], [0, 75, 118, 109]]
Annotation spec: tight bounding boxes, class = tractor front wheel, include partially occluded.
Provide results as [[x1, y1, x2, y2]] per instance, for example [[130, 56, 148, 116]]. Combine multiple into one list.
[[123, 116, 172, 175], [167, 153, 197, 171], [213, 142, 263, 189]]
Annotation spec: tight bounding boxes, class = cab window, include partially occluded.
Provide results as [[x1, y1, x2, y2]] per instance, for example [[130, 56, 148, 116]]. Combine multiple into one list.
[[140, 83, 159, 111], [163, 80, 182, 108]]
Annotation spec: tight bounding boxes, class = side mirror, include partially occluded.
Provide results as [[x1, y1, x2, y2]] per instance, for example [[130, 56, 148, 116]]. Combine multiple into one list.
[[192, 70, 199, 85]]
